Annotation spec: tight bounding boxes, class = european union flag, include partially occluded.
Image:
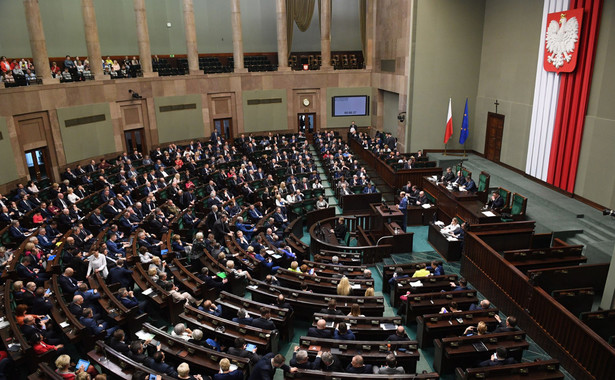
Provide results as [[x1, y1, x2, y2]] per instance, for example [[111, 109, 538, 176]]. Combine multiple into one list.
[[459, 98, 469, 145]]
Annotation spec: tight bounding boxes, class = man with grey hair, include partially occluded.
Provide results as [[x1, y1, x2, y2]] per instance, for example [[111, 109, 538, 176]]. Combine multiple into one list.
[[331, 256, 339, 265], [319, 351, 344, 372], [290, 347, 322, 369], [373, 353, 405, 374], [188, 329, 204, 346], [232, 308, 253, 325], [172, 323, 192, 341]]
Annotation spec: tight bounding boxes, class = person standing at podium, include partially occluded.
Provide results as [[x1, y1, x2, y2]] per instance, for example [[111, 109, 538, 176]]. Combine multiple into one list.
[[398, 192, 408, 232]]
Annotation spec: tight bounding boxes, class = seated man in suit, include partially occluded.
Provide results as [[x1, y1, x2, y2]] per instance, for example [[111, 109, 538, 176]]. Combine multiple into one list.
[[330, 217, 347, 243], [373, 353, 405, 374], [290, 348, 322, 370], [117, 287, 146, 314], [479, 346, 517, 367], [249, 353, 296, 379], [487, 191, 505, 211], [346, 355, 373, 374], [441, 167, 456, 183], [58, 268, 80, 297], [145, 351, 178, 378], [80, 307, 117, 338], [232, 308, 253, 325], [462, 174, 477, 192], [198, 300, 222, 317], [469, 299, 492, 311], [415, 190, 429, 206], [386, 326, 410, 341], [228, 337, 261, 365], [334, 323, 355, 340], [319, 351, 344, 372], [31, 287, 52, 315], [307, 319, 333, 339], [492, 315, 518, 333], [452, 170, 466, 186], [251, 307, 277, 331], [318, 299, 344, 316], [108, 259, 134, 289]]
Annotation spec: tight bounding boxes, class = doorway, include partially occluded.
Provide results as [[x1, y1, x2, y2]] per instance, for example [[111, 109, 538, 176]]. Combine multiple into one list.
[[213, 118, 233, 141], [25, 148, 50, 182], [298, 113, 315, 134], [484, 112, 504, 162], [124, 129, 146, 153]]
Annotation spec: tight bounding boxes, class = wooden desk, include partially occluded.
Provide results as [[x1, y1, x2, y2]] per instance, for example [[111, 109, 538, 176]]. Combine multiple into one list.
[[416, 309, 499, 348], [382, 221, 415, 253], [311, 313, 402, 341], [298, 336, 420, 374], [423, 178, 502, 224], [390, 274, 459, 308], [428, 222, 463, 261], [403, 289, 478, 325], [455, 359, 564, 380]]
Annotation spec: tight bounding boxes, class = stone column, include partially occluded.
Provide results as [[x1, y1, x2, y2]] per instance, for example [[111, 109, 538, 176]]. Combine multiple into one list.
[[23, 0, 55, 83], [231, 0, 247, 73], [320, 0, 332, 70], [275, 0, 290, 71], [182, 0, 201, 75], [133, 0, 155, 77], [365, 0, 376, 70], [81, 0, 104, 80]]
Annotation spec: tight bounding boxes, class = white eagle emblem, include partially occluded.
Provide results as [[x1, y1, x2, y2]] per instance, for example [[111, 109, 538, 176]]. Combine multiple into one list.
[[546, 14, 579, 69]]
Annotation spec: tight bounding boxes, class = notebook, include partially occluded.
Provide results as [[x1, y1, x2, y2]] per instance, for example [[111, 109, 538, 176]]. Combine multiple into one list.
[[472, 342, 488, 352]]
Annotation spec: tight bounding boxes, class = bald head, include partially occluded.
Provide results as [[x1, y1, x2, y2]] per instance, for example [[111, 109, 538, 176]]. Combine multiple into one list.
[[316, 319, 327, 330]]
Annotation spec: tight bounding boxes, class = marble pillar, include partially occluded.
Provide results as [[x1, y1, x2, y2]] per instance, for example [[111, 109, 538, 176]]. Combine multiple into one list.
[[81, 0, 104, 80], [23, 0, 55, 83], [275, 0, 290, 71], [320, 0, 332, 70], [182, 0, 201, 75], [133, 0, 155, 77], [231, 0, 247, 73]]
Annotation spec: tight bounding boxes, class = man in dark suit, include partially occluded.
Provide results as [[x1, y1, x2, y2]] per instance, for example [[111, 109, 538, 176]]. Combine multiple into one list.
[[290, 348, 322, 370], [251, 307, 277, 330], [441, 167, 456, 183], [346, 355, 373, 374], [319, 352, 344, 372], [227, 337, 261, 364], [318, 299, 344, 316], [307, 319, 333, 339], [213, 214, 232, 242], [492, 315, 518, 333], [31, 287, 52, 315], [68, 294, 84, 318], [386, 326, 410, 341], [462, 175, 477, 192], [231, 308, 254, 325], [479, 347, 517, 367], [145, 351, 181, 376], [58, 268, 80, 296], [16, 257, 47, 286], [80, 307, 116, 338], [108, 259, 134, 289], [248, 353, 296, 380], [487, 191, 505, 211]]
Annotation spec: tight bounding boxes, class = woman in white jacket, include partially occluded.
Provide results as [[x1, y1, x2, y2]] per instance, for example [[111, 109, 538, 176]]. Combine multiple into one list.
[[87, 248, 108, 278]]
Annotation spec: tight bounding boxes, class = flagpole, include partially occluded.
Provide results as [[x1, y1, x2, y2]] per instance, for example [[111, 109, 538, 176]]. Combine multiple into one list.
[[444, 143, 447, 156]]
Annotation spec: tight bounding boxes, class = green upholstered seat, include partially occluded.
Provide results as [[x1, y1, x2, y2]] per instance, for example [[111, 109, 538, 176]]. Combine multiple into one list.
[[478, 172, 489, 192], [303, 199, 316, 212], [497, 187, 511, 210], [425, 191, 437, 205], [511, 193, 527, 216]]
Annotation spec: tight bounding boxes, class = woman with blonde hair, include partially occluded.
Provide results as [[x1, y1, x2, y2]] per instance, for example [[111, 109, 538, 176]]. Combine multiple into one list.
[[364, 287, 375, 297], [337, 276, 351, 296], [464, 320, 488, 336], [288, 261, 300, 272], [55, 354, 84, 379]]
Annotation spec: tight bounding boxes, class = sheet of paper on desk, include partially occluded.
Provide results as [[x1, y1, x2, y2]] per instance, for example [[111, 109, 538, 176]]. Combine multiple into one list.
[[59, 321, 70, 328], [422, 204, 431, 209], [142, 288, 154, 296], [482, 211, 496, 217], [435, 221, 445, 227], [136, 330, 156, 341], [410, 281, 423, 287], [447, 237, 458, 241], [381, 323, 397, 330], [351, 284, 361, 289], [459, 188, 467, 192], [432, 176, 438, 181]]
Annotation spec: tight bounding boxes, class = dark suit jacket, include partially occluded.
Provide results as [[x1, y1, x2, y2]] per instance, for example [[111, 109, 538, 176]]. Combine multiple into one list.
[[307, 327, 332, 339], [31, 296, 52, 315], [213, 370, 244, 380], [346, 363, 374, 373], [108, 266, 134, 289], [251, 317, 276, 331], [68, 302, 83, 318], [58, 275, 79, 295]]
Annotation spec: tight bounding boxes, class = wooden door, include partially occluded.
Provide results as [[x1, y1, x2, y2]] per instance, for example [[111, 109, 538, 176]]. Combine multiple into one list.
[[484, 112, 504, 162]]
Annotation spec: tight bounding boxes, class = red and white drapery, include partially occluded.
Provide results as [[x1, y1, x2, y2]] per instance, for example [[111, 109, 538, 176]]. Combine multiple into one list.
[[526, 0, 603, 193]]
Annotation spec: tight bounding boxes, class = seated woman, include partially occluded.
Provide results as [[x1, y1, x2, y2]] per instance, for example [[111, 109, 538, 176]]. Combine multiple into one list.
[[15, 304, 44, 326], [337, 276, 351, 296], [464, 320, 488, 336], [55, 354, 85, 380], [439, 301, 461, 314], [441, 218, 460, 235], [316, 195, 329, 209]]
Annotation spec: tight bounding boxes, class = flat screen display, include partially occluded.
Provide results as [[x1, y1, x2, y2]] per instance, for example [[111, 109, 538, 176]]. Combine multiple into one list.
[[332, 96, 369, 117]]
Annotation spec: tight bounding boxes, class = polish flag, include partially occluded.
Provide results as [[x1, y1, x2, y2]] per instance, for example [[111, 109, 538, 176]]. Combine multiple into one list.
[[444, 98, 453, 144]]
